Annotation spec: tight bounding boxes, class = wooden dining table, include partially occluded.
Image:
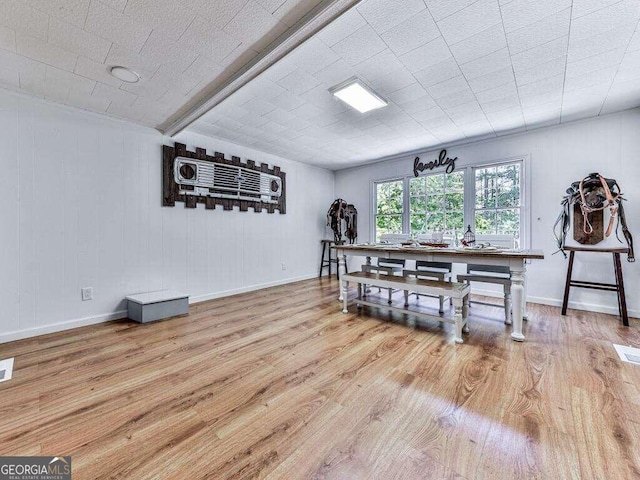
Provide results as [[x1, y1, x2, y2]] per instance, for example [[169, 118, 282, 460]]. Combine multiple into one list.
[[333, 243, 545, 342]]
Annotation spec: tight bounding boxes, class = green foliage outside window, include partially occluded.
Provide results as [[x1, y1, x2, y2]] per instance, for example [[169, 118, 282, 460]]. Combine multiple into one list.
[[375, 180, 403, 240], [475, 163, 521, 236], [409, 171, 464, 234]]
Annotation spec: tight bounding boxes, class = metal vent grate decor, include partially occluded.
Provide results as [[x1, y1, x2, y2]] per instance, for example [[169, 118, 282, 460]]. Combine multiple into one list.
[[163, 142, 286, 213]]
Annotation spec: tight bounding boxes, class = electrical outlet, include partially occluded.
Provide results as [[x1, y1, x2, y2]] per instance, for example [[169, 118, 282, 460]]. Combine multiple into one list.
[[81, 287, 93, 301], [281, 263, 287, 270]]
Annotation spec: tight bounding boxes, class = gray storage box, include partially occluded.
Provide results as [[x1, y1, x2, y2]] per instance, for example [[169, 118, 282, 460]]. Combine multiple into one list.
[[126, 290, 189, 323]]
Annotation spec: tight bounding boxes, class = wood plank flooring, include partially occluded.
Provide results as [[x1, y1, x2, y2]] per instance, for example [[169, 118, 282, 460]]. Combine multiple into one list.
[[1, 277, 639, 479]]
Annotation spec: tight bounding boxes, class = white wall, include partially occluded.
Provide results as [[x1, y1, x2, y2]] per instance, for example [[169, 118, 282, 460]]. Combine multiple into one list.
[[0, 90, 335, 343], [335, 110, 640, 318]]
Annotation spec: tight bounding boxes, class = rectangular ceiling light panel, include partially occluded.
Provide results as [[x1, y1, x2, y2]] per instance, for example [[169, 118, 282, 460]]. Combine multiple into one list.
[[330, 79, 388, 113]]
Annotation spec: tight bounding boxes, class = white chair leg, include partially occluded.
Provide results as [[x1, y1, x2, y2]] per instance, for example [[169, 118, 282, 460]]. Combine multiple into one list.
[[453, 299, 464, 344], [504, 284, 512, 325], [462, 296, 470, 333], [342, 280, 348, 313]]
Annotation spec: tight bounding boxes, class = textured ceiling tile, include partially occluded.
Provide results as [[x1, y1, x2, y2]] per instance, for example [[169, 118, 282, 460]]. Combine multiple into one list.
[[255, 0, 287, 14], [277, 68, 321, 94], [397, 94, 437, 114], [74, 56, 121, 88], [243, 98, 278, 115], [506, 9, 570, 54], [475, 81, 518, 103], [261, 59, 298, 81], [105, 44, 160, 79], [426, 0, 477, 22], [331, 24, 387, 65], [223, 1, 282, 46], [48, 17, 111, 63], [514, 56, 566, 86], [445, 101, 486, 124], [288, 37, 341, 74], [0, 26, 16, 53], [85, 1, 152, 52], [435, 87, 476, 109], [520, 93, 562, 110], [479, 94, 521, 113], [269, 89, 306, 111], [354, 49, 404, 82], [124, 0, 196, 42], [386, 82, 428, 104], [467, 66, 515, 92], [25, 0, 90, 28], [564, 66, 617, 92], [357, 0, 426, 34], [98, 0, 128, 12], [16, 34, 78, 72], [139, 31, 199, 73], [272, 0, 319, 27], [368, 67, 416, 94], [314, 59, 356, 87], [570, 0, 640, 41], [436, 0, 502, 44], [567, 22, 636, 63], [46, 65, 95, 94], [317, 8, 367, 47], [565, 46, 626, 78], [426, 75, 470, 99], [0, 67, 20, 89], [511, 36, 568, 72], [430, 123, 466, 142], [179, 17, 241, 64], [517, 73, 563, 98], [501, 0, 572, 33], [0, 1, 49, 41], [290, 102, 324, 120], [380, 9, 440, 57], [92, 82, 137, 106], [458, 119, 495, 137], [399, 37, 451, 73], [67, 88, 111, 112], [459, 48, 511, 80], [178, 0, 247, 30], [220, 46, 259, 67], [263, 106, 297, 125], [449, 24, 507, 65], [572, 0, 623, 19], [413, 57, 461, 88], [628, 29, 640, 53]]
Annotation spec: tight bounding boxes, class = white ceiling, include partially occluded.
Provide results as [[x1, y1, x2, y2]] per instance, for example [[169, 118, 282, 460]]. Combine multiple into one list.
[[0, 0, 322, 127], [189, 0, 640, 169]]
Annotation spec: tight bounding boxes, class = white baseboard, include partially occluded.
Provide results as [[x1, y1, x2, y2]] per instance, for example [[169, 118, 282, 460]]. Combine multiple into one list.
[[471, 287, 639, 319], [0, 310, 128, 344], [188, 273, 317, 304], [0, 273, 319, 345]]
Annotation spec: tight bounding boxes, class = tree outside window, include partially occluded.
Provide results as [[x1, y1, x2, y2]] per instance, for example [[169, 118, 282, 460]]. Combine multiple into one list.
[[474, 163, 521, 238], [409, 171, 465, 235], [375, 180, 403, 241]]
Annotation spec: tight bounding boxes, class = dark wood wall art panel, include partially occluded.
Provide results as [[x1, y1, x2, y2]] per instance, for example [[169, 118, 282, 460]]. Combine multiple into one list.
[[163, 142, 286, 214]]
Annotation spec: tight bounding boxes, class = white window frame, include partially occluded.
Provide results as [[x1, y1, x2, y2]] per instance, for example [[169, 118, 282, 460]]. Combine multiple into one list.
[[370, 155, 530, 247]]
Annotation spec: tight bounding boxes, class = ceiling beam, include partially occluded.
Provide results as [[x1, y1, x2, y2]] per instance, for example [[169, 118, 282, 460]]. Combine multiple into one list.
[[161, 0, 362, 138]]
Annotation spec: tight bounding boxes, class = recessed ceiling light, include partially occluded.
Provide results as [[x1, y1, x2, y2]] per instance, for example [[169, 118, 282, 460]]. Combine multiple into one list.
[[110, 66, 141, 83], [329, 78, 387, 113]]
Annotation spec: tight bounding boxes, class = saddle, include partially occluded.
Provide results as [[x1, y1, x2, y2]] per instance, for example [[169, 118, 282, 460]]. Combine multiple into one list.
[[554, 173, 634, 262]]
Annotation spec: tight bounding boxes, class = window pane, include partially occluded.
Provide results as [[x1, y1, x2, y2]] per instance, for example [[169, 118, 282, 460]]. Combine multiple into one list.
[[475, 167, 496, 209], [376, 181, 403, 215], [427, 194, 444, 212], [409, 177, 425, 196], [445, 192, 464, 210], [426, 212, 444, 231], [446, 171, 464, 191], [475, 210, 496, 234], [410, 195, 426, 213], [410, 214, 426, 233], [496, 164, 520, 208], [446, 211, 464, 231], [376, 215, 403, 240], [497, 209, 520, 236], [426, 174, 444, 192]]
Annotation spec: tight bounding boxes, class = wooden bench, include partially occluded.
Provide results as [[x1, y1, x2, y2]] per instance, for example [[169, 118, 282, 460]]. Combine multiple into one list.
[[126, 290, 189, 323], [341, 272, 471, 343]]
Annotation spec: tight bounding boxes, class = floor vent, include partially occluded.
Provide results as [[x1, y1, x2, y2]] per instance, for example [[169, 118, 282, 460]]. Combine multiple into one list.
[[0, 358, 13, 383], [613, 345, 640, 365]]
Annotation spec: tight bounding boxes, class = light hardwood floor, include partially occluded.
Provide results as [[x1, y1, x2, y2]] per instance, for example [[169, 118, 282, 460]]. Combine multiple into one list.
[[1, 278, 639, 479]]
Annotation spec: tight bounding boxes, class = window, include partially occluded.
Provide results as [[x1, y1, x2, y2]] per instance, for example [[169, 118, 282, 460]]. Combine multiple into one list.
[[375, 180, 403, 241], [371, 158, 526, 245], [409, 171, 465, 234], [474, 163, 521, 237]]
